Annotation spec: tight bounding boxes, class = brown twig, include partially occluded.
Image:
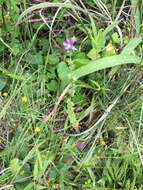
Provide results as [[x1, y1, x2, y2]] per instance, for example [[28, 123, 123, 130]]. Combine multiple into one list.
[[43, 82, 72, 122]]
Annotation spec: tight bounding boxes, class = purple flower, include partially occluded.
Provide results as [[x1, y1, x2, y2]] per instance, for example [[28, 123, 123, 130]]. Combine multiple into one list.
[[63, 38, 74, 50]]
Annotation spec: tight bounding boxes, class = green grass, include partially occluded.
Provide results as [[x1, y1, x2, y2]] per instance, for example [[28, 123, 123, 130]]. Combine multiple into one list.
[[0, 0, 143, 189]]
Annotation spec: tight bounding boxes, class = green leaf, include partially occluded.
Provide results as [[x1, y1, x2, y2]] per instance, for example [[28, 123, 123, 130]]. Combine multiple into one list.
[[0, 41, 4, 52], [10, 39, 20, 55], [26, 53, 43, 65], [87, 48, 100, 59], [105, 43, 116, 56], [74, 52, 86, 59], [72, 93, 87, 107], [9, 158, 20, 174], [47, 66, 56, 79], [48, 54, 59, 65], [35, 185, 48, 190], [121, 38, 142, 55], [47, 80, 58, 92], [69, 54, 141, 80], [0, 74, 7, 90], [103, 20, 121, 37], [95, 29, 105, 51], [33, 156, 39, 180], [24, 183, 34, 190], [73, 58, 90, 68], [57, 61, 70, 81], [108, 37, 142, 76], [89, 15, 97, 40], [112, 32, 120, 43], [34, 151, 54, 180], [79, 96, 95, 120]]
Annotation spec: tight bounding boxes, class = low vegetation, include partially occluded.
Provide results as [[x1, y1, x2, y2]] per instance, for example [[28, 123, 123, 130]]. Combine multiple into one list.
[[0, 0, 143, 189]]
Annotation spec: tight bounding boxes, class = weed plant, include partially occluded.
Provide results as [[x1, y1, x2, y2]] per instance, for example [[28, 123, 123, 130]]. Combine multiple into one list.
[[0, 0, 143, 189]]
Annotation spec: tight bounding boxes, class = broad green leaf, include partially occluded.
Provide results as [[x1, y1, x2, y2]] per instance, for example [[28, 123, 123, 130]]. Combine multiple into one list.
[[121, 38, 142, 54], [69, 54, 141, 80], [48, 54, 59, 65], [57, 61, 70, 81], [109, 37, 142, 76], [47, 80, 58, 92], [73, 58, 90, 68], [108, 65, 120, 77]]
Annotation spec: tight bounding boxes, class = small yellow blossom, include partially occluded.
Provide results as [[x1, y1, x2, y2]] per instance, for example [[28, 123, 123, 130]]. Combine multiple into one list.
[[3, 92, 8, 97], [22, 96, 28, 103], [54, 184, 60, 188], [0, 139, 2, 144], [35, 127, 40, 132], [20, 170, 24, 175], [101, 141, 106, 145], [42, 154, 46, 158]]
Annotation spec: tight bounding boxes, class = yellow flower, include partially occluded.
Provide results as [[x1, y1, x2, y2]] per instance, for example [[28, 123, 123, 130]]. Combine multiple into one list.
[[0, 139, 2, 144], [42, 154, 46, 158], [20, 170, 24, 175], [54, 184, 60, 188], [22, 96, 28, 103], [3, 92, 8, 97], [35, 127, 40, 132], [101, 141, 106, 145]]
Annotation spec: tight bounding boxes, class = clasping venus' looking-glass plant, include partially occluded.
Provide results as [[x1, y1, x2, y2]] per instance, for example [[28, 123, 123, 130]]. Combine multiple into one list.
[[63, 38, 75, 50]]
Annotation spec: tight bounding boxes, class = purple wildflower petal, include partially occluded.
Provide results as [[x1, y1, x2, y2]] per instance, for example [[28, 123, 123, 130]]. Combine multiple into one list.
[[71, 41, 74, 45], [66, 38, 70, 43], [63, 38, 75, 50], [63, 42, 67, 46]]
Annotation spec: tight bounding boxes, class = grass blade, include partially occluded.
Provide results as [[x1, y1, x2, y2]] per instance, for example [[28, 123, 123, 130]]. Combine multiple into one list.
[[103, 20, 121, 37], [16, 2, 92, 26]]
